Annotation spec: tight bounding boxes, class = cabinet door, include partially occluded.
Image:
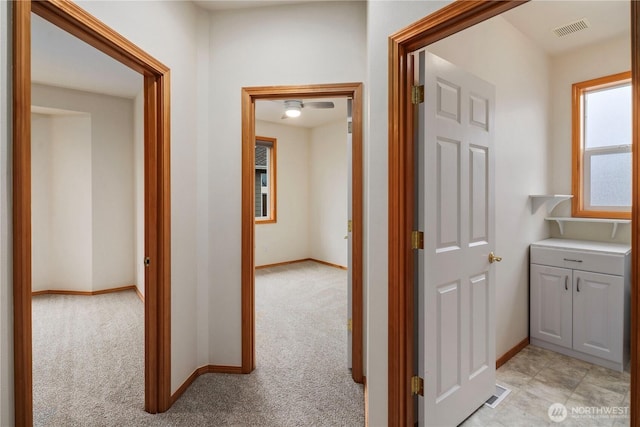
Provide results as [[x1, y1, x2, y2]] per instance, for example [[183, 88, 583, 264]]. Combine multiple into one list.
[[573, 270, 623, 362], [530, 264, 572, 348]]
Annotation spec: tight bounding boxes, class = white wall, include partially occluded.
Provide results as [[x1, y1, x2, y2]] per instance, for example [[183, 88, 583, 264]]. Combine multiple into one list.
[[309, 119, 348, 268], [196, 11, 211, 369], [32, 112, 94, 292], [207, 1, 366, 367], [427, 14, 551, 362], [89, 98, 135, 291], [255, 120, 310, 266], [31, 114, 53, 291], [32, 85, 135, 292], [51, 115, 93, 291], [134, 91, 145, 298], [76, 0, 203, 392], [0, 2, 11, 424], [549, 35, 631, 243]]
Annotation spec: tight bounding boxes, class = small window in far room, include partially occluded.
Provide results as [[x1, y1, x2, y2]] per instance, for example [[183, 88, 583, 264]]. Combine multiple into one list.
[[255, 136, 277, 223], [572, 71, 632, 219]]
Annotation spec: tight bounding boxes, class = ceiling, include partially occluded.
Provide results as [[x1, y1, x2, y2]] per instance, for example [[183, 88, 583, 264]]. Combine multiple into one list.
[[502, 0, 629, 55], [32, 14, 141, 99], [256, 98, 348, 128], [194, 0, 323, 11], [31, 0, 630, 123]]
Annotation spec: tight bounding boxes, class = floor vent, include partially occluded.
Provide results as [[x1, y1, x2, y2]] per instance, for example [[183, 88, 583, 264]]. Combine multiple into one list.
[[553, 18, 590, 38], [484, 384, 511, 409]]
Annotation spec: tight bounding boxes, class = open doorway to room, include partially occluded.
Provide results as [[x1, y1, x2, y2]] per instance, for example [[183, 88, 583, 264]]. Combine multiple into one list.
[[29, 12, 145, 424], [241, 83, 364, 421], [13, 1, 171, 423], [252, 96, 362, 422], [388, 0, 639, 425]]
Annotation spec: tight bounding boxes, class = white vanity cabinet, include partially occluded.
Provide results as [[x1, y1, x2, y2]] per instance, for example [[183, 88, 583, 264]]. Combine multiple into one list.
[[530, 238, 630, 372]]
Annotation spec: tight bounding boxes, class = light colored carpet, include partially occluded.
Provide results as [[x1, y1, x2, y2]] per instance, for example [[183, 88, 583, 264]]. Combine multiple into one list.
[[33, 291, 145, 426], [33, 261, 364, 426]]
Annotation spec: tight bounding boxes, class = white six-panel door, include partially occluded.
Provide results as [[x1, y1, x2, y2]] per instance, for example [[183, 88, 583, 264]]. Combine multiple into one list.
[[417, 50, 496, 426]]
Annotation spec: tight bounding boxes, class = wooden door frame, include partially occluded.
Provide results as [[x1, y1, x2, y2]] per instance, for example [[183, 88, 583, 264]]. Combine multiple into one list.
[[388, 0, 639, 425], [241, 83, 364, 383], [12, 1, 172, 424]]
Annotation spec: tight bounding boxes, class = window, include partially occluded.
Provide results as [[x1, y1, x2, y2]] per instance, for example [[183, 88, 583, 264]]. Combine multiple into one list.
[[572, 71, 632, 219], [255, 136, 277, 223]]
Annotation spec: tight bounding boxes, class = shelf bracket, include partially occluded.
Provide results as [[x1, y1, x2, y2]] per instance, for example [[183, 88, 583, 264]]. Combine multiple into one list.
[[530, 195, 573, 215], [611, 223, 619, 239], [553, 219, 565, 235]]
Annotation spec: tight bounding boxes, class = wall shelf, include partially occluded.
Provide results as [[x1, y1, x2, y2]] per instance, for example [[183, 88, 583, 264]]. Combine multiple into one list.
[[545, 217, 631, 239], [530, 195, 573, 214]]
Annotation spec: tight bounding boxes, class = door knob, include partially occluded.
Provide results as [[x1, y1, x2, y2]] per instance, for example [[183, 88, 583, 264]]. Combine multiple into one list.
[[488, 252, 502, 263]]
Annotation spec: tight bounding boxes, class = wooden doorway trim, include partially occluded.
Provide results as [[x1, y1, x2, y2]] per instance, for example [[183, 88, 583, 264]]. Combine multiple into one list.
[[388, 0, 639, 425], [13, 1, 171, 424], [241, 83, 364, 383]]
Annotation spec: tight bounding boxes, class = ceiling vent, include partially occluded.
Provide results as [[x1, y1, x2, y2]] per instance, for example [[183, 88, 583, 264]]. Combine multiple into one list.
[[553, 18, 590, 37]]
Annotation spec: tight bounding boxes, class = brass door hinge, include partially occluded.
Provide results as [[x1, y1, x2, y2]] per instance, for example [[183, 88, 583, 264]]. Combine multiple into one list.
[[348, 220, 353, 233], [411, 375, 424, 396], [411, 231, 424, 250], [412, 85, 424, 104], [348, 318, 353, 332]]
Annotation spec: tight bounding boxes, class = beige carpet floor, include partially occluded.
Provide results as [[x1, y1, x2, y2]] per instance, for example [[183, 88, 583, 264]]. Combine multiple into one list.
[[33, 261, 364, 426]]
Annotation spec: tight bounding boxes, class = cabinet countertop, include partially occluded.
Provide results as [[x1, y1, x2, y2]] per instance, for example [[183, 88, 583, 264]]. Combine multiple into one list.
[[531, 238, 631, 256]]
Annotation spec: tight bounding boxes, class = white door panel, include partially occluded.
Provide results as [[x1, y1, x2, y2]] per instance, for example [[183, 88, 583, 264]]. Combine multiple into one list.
[[435, 281, 461, 401], [470, 272, 490, 378], [436, 138, 461, 252], [418, 50, 496, 427], [469, 146, 488, 246]]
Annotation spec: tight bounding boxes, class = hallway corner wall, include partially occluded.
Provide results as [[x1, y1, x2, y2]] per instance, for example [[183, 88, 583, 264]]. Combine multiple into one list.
[[77, 0, 203, 395], [31, 85, 135, 293], [207, 1, 366, 367]]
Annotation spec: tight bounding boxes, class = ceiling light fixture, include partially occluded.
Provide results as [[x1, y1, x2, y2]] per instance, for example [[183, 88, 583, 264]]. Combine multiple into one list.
[[284, 100, 302, 118]]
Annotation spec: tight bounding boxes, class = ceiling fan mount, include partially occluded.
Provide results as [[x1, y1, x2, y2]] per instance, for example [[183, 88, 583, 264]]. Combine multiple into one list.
[[280, 99, 334, 119]]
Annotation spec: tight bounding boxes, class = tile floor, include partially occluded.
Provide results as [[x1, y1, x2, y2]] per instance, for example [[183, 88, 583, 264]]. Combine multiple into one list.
[[461, 345, 630, 426]]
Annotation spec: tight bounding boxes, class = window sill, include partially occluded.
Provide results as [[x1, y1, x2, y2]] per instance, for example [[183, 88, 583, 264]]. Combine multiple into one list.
[[255, 218, 276, 225]]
